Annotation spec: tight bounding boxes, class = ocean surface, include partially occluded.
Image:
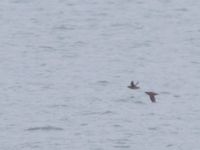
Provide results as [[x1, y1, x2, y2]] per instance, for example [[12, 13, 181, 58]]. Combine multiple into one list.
[[0, 0, 200, 149]]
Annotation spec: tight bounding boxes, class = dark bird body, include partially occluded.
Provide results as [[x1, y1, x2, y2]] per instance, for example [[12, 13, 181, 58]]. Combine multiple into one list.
[[128, 81, 140, 89], [145, 92, 158, 103]]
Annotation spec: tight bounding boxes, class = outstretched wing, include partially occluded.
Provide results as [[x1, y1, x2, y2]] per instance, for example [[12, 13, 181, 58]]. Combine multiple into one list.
[[150, 95, 156, 102], [131, 81, 134, 87]]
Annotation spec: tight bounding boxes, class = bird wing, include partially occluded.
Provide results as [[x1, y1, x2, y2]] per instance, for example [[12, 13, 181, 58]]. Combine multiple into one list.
[[150, 95, 156, 102], [131, 81, 134, 86]]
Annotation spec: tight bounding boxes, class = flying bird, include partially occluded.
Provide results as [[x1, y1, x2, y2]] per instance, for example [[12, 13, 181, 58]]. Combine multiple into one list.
[[128, 81, 140, 89], [145, 92, 158, 103]]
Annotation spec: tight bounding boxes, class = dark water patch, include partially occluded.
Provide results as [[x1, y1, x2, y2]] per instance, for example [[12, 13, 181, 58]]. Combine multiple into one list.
[[12, 0, 31, 4], [173, 94, 181, 98], [93, 12, 108, 17], [41, 85, 53, 90], [62, 53, 78, 58], [162, 123, 171, 127], [175, 117, 182, 120], [171, 131, 179, 135], [53, 25, 76, 31], [193, 131, 200, 135], [82, 111, 101, 116], [113, 124, 121, 128], [112, 138, 130, 149], [39, 46, 56, 52], [131, 41, 151, 49], [74, 132, 81, 136], [97, 80, 110, 86], [174, 8, 188, 12], [20, 142, 41, 149], [113, 145, 130, 149], [191, 61, 200, 64], [148, 127, 158, 131], [40, 63, 47, 67], [101, 110, 114, 115], [114, 75, 121, 78], [80, 123, 88, 126], [60, 117, 69, 121], [26, 126, 64, 131], [110, 23, 143, 30], [166, 144, 174, 147], [148, 112, 155, 116], [82, 110, 115, 116], [134, 100, 145, 105], [136, 1, 144, 4]]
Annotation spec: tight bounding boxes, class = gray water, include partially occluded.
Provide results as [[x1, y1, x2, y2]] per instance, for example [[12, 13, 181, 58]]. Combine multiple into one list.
[[1, 0, 200, 149]]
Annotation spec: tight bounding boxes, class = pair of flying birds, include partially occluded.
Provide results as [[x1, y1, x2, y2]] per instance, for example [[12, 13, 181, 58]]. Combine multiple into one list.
[[128, 81, 158, 103]]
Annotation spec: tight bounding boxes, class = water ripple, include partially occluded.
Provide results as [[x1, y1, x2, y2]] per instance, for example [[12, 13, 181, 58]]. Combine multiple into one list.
[[26, 126, 64, 131]]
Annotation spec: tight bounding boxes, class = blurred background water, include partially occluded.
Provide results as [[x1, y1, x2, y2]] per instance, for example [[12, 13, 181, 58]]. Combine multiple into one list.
[[0, 0, 200, 149]]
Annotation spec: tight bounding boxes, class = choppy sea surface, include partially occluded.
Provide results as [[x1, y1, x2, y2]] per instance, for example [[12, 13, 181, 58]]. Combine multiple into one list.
[[0, 0, 200, 149]]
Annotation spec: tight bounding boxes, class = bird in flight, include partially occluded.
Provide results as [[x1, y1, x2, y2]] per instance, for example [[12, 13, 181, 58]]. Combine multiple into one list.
[[145, 92, 158, 103], [128, 81, 140, 89]]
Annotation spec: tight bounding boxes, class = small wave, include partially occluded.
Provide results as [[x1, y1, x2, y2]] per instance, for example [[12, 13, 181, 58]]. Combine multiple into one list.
[[26, 126, 64, 131]]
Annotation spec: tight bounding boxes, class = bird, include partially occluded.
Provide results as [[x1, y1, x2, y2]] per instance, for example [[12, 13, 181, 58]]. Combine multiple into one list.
[[145, 92, 158, 103], [128, 81, 140, 89]]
